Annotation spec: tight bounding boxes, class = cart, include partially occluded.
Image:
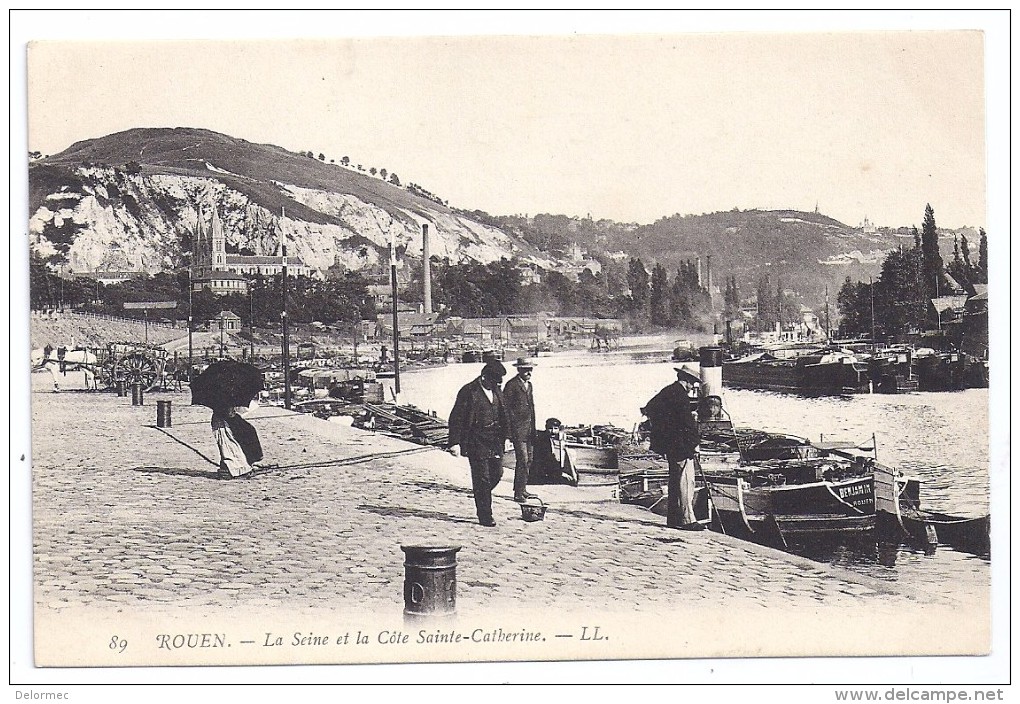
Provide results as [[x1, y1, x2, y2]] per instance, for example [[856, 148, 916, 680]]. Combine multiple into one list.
[[95, 342, 171, 392]]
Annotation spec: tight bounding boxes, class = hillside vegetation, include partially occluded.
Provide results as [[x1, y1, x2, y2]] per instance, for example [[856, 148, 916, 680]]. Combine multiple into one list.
[[29, 127, 545, 278], [29, 127, 980, 314]]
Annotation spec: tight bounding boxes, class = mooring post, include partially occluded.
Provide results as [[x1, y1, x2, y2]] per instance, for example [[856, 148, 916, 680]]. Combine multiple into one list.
[[400, 545, 461, 622], [156, 399, 172, 428]]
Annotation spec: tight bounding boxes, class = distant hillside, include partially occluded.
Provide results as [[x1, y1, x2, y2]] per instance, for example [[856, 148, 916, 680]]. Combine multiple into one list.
[[618, 208, 883, 303], [29, 127, 555, 276], [28, 127, 976, 314], [510, 208, 973, 309]]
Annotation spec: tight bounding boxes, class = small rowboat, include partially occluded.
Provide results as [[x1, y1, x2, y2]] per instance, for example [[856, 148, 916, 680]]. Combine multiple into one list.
[[900, 510, 991, 557]]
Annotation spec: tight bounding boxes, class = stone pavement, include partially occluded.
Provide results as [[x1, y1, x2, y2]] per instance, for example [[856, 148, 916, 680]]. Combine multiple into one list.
[[29, 369, 947, 621]]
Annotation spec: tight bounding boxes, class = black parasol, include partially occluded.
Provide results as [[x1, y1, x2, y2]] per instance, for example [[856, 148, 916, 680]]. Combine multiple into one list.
[[191, 360, 264, 411]]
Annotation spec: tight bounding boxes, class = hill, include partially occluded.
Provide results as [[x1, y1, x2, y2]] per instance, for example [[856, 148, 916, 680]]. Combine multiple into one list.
[[28, 127, 976, 313], [29, 127, 554, 276]]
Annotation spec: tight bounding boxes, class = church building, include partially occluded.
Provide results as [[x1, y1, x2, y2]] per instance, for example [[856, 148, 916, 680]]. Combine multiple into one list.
[[191, 206, 312, 295]]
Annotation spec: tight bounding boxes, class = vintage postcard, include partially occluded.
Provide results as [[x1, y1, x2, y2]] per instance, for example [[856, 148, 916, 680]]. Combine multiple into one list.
[[13, 11, 1008, 686]]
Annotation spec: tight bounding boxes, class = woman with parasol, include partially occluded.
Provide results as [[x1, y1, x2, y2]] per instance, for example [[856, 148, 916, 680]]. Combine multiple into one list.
[[192, 360, 265, 479]]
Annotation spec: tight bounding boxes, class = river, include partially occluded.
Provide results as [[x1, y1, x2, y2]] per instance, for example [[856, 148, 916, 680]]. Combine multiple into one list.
[[394, 341, 992, 602]]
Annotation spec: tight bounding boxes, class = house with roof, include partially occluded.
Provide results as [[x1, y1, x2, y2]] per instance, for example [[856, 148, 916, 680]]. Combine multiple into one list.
[[208, 310, 242, 332], [375, 311, 439, 341], [506, 316, 549, 344], [930, 295, 970, 327]]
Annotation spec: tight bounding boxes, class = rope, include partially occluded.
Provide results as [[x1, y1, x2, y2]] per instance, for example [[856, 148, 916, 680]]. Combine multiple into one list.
[[151, 424, 436, 472], [165, 411, 309, 427]]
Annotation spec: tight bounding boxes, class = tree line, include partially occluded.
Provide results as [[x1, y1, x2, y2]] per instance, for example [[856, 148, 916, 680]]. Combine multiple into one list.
[[29, 252, 375, 330], [836, 204, 988, 340], [31, 250, 719, 333], [404, 256, 713, 330]]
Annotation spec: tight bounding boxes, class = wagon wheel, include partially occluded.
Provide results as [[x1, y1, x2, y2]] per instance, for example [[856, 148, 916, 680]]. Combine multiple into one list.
[[94, 361, 115, 389], [116, 353, 160, 391], [98, 358, 120, 389]]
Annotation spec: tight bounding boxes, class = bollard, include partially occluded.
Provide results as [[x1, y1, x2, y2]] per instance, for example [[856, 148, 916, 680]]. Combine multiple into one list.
[[156, 399, 172, 428], [400, 545, 460, 618], [131, 382, 144, 406], [116, 380, 127, 397]]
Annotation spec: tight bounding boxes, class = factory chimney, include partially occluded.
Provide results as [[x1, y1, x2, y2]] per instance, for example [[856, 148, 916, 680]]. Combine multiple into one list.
[[705, 254, 714, 309], [422, 223, 432, 315]]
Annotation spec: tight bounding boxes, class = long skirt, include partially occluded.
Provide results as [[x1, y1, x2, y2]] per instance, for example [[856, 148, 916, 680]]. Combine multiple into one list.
[[212, 416, 252, 478]]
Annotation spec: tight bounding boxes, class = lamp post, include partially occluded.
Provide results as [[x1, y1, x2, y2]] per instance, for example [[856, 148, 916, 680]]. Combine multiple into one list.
[[187, 269, 193, 385], [390, 238, 401, 395], [249, 282, 255, 361], [282, 245, 291, 410]]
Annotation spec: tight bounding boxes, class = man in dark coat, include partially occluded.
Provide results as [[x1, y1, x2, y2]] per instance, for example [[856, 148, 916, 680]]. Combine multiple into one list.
[[641, 367, 702, 530], [448, 360, 511, 527], [504, 358, 540, 503]]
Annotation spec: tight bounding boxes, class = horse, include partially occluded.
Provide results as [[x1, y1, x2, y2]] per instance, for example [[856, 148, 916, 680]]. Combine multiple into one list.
[[33, 346, 99, 391]]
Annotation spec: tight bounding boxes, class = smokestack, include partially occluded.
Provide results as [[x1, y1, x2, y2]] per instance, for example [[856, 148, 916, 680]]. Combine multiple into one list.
[[705, 254, 713, 309], [422, 223, 432, 315], [696, 257, 703, 287]]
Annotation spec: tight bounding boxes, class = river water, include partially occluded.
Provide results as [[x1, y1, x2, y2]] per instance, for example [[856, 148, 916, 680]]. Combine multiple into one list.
[[395, 340, 992, 602]]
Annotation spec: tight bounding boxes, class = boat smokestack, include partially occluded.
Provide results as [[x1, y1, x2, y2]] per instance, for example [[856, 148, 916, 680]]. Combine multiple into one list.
[[699, 346, 723, 400], [422, 223, 432, 316]]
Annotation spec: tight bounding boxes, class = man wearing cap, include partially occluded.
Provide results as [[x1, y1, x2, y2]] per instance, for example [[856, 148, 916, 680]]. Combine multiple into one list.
[[641, 366, 703, 530], [448, 360, 511, 527], [504, 358, 540, 503]]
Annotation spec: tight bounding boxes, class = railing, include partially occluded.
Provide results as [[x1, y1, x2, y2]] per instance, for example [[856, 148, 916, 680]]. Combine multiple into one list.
[[30, 309, 183, 329]]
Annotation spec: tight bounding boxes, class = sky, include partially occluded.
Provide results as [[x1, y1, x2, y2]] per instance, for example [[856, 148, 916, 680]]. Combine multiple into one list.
[[16, 11, 1005, 231]]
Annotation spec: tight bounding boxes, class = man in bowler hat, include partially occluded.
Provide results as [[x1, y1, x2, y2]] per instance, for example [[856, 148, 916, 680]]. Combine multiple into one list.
[[504, 358, 540, 503], [641, 366, 703, 530], [448, 360, 511, 527]]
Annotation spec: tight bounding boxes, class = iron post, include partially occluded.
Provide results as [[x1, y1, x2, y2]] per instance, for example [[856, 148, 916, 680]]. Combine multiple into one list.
[[188, 269, 193, 385], [391, 241, 401, 395], [282, 244, 291, 410]]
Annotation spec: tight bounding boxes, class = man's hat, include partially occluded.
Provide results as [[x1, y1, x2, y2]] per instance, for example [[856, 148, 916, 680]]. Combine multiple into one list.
[[481, 359, 508, 379], [513, 357, 537, 370], [674, 367, 701, 385]]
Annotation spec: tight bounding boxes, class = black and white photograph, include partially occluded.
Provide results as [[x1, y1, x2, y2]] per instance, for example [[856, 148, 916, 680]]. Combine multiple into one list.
[[10, 10, 1009, 692]]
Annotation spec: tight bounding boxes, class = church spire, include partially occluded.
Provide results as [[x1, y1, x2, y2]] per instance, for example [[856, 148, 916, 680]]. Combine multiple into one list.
[[210, 205, 226, 269]]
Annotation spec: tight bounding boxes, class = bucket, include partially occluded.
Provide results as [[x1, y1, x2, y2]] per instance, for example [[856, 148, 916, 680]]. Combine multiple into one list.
[[520, 497, 547, 522], [400, 545, 460, 618]]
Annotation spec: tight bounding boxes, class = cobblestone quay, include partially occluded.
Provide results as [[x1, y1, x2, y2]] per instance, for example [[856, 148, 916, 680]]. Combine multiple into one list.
[[27, 371, 986, 665]]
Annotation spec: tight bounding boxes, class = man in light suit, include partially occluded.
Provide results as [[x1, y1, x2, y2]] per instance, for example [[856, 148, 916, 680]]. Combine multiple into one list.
[[504, 358, 540, 503], [448, 360, 511, 527]]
